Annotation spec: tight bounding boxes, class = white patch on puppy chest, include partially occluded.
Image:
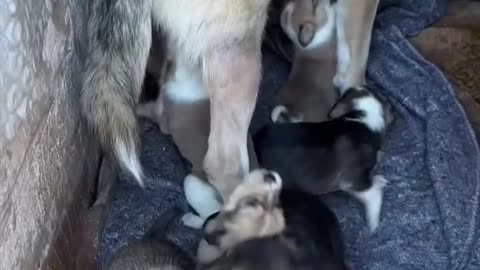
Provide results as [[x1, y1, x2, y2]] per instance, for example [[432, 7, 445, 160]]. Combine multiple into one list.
[[351, 175, 388, 232], [351, 96, 385, 132], [115, 140, 144, 187], [184, 174, 222, 218]]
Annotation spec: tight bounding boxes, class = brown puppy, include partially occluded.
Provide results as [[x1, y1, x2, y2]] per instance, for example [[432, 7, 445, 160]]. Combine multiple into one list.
[[82, 0, 272, 202], [275, 0, 338, 123], [106, 210, 195, 270]]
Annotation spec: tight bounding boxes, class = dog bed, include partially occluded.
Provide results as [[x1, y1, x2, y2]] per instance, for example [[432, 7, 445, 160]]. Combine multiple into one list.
[[97, 0, 480, 269]]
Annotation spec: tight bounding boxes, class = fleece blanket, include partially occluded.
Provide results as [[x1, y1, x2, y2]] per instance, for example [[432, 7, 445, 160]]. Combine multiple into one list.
[[97, 0, 480, 269]]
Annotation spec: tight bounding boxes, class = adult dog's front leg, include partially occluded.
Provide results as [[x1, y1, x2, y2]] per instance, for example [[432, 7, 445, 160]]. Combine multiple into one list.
[[203, 47, 261, 200], [334, 0, 380, 93]]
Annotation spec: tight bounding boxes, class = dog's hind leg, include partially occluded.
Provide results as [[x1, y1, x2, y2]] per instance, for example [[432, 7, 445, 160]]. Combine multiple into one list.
[[333, 0, 380, 93], [81, 0, 153, 186]]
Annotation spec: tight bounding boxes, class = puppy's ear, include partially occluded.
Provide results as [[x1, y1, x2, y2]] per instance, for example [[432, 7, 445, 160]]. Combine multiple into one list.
[[328, 96, 352, 119]]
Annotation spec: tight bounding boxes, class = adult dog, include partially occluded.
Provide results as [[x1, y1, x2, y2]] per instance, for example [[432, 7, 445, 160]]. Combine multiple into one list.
[[81, 0, 380, 204]]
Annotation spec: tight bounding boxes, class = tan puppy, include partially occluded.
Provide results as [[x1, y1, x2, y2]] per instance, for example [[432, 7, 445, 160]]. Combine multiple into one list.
[[275, 0, 338, 123], [271, 0, 380, 123], [193, 169, 285, 265], [82, 0, 272, 203]]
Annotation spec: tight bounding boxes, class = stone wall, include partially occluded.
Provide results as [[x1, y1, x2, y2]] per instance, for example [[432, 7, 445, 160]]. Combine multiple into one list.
[[0, 0, 99, 269]]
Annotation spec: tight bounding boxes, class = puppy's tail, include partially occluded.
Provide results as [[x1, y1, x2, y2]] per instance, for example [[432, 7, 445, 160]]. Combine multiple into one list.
[[81, 0, 152, 187]]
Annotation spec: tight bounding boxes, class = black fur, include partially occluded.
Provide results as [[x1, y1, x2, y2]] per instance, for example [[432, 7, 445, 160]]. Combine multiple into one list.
[[253, 119, 382, 194]]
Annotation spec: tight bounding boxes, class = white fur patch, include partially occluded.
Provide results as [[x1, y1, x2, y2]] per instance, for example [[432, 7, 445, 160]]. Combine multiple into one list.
[[271, 105, 288, 123], [163, 63, 208, 104], [351, 175, 388, 232], [184, 174, 223, 218], [281, 3, 336, 51], [197, 239, 223, 265], [115, 140, 144, 187], [350, 96, 385, 132], [302, 6, 336, 50], [181, 212, 205, 229], [271, 105, 303, 123]]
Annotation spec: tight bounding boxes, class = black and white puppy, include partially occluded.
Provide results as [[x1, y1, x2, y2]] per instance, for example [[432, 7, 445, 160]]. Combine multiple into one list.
[[253, 86, 393, 231]]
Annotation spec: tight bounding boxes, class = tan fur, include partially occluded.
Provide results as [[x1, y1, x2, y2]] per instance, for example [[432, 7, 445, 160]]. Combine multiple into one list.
[[277, 0, 338, 123], [334, 0, 380, 92], [197, 169, 285, 265], [151, 0, 271, 200], [273, 0, 380, 123], [83, 0, 270, 193], [137, 55, 259, 186]]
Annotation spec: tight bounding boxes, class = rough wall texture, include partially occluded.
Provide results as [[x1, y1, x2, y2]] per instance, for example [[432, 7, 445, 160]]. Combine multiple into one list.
[[0, 0, 98, 269]]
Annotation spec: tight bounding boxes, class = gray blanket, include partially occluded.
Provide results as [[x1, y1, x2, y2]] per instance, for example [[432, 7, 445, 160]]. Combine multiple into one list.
[[98, 0, 480, 269]]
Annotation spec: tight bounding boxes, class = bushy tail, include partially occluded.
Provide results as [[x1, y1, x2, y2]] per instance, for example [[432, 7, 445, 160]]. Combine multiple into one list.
[[81, 0, 152, 187]]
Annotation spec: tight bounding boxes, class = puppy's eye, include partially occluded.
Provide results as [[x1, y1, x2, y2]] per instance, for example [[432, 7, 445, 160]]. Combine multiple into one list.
[[312, 0, 319, 8], [242, 197, 261, 208]]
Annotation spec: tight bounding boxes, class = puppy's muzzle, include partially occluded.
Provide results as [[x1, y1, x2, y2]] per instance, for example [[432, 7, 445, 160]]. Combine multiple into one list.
[[264, 171, 277, 184], [298, 22, 315, 47], [262, 170, 282, 189]]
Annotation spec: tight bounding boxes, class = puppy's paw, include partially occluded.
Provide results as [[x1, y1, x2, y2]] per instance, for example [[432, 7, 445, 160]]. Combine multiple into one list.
[[351, 175, 388, 232], [184, 174, 223, 219], [373, 174, 389, 188], [271, 105, 289, 123], [181, 212, 205, 229]]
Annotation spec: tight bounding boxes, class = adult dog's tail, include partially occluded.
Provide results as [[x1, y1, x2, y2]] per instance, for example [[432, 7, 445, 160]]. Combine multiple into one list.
[[81, 0, 152, 187]]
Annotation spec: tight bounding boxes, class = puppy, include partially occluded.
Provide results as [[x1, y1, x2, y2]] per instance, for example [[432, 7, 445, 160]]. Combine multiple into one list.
[[190, 169, 285, 265], [274, 0, 338, 123], [253, 86, 394, 231], [82, 0, 271, 200], [198, 177, 348, 270], [106, 211, 195, 270]]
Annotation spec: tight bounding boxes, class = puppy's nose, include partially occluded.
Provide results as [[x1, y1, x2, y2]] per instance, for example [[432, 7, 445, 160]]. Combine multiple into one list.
[[298, 22, 315, 47], [264, 171, 278, 184]]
